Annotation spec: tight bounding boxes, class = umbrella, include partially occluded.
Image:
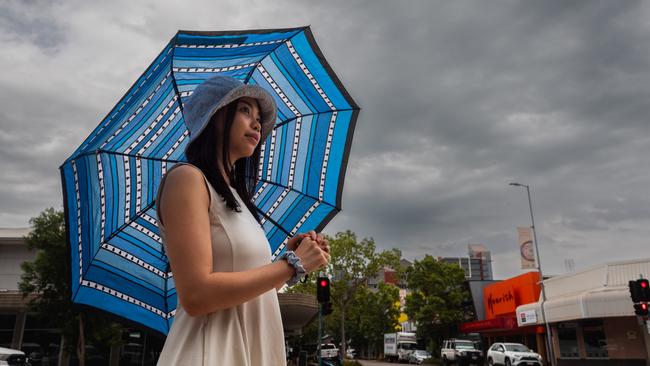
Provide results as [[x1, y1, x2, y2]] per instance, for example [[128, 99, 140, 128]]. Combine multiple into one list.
[[60, 26, 359, 335]]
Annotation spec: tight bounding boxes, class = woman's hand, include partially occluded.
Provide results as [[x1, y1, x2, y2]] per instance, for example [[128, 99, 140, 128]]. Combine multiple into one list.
[[287, 230, 330, 254], [286, 233, 309, 252], [294, 236, 330, 273], [310, 231, 330, 255]]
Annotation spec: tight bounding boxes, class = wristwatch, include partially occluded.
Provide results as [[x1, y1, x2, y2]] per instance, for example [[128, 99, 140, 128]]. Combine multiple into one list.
[[279, 250, 307, 286]]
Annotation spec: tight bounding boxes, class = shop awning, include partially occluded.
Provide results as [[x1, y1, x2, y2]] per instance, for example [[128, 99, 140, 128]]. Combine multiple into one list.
[[460, 316, 518, 332], [516, 286, 635, 326]]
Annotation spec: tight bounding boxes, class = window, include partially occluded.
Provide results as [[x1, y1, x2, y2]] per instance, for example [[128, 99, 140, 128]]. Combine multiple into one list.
[[455, 341, 475, 350], [557, 323, 579, 358], [505, 344, 531, 352], [582, 320, 608, 358], [0, 314, 16, 348]]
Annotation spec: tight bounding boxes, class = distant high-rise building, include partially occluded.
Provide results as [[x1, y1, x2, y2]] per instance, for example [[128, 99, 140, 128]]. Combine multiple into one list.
[[468, 243, 493, 280], [439, 244, 493, 280]]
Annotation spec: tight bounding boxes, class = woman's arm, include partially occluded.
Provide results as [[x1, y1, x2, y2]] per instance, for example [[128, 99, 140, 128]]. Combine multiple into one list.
[[159, 166, 328, 317]]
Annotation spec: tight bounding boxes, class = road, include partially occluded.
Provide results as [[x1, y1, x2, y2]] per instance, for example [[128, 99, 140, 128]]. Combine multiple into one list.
[[356, 360, 446, 366], [357, 361, 431, 366], [356, 361, 398, 366]]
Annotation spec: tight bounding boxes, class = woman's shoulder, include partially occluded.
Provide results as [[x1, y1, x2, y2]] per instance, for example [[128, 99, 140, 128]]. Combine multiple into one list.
[[165, 164, 204, 182], [159, 164, 211, 203]]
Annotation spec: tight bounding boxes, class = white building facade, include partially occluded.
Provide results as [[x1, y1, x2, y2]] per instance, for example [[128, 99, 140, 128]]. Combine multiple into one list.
[[516, 258, 650, 365]]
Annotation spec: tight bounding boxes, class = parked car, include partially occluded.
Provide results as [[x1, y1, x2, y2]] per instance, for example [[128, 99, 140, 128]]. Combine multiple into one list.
[[440, 339, 483, 365], [0, 347, 29, 366], [345, 348, 356, 359], [319, 343, 341, 365], [487, 343, 543, 366], [409, 349, 432, 364]]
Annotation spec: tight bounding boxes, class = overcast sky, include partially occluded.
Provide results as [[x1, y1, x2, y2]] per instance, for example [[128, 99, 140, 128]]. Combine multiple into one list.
[[1, 0, 649, 279]]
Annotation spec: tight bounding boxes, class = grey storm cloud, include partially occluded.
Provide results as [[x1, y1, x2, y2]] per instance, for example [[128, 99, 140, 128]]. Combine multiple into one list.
[[0, 0, 648, 279]]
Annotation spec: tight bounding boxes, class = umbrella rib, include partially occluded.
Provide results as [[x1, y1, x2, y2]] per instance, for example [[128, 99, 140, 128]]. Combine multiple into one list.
[[101, 201, 157, 248], [254, 179, 338, 237], [273, 108, 358, 129], [170, 38, 184, 114], [243, 27, 307, 84], [76, 150, 184, 164], [302, 26, 361, 110], [254, 208, 291, 237], [256, 179, 338, 210]]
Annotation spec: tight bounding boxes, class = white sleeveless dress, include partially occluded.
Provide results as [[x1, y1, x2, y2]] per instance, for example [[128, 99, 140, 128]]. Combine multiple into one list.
[[155, 163, 287, 366]]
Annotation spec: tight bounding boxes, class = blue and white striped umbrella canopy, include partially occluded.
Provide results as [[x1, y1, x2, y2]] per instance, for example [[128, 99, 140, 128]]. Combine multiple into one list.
[[60, 27, 359, 335]]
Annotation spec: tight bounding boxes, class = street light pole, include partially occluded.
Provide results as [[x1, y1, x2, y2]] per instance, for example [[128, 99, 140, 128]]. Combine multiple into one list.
[[509, 182, 556, 366]]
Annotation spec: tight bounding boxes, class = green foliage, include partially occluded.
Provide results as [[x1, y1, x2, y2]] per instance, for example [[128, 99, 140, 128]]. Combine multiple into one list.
[[19, 208, 76, 342], [404, 255, 470, 352], [346, 282, 401, 354], [18, 208, 123, 357], [327, 230, 401, 307], [288, 230, 402, 356]]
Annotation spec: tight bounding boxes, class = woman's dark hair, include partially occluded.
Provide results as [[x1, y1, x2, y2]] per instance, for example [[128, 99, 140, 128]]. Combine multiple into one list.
[[185, 100, 261, 221]]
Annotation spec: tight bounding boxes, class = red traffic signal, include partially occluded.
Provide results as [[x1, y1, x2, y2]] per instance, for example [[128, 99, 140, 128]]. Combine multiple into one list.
[[317, 276, 330, 303], [629, 279, 650, 303]]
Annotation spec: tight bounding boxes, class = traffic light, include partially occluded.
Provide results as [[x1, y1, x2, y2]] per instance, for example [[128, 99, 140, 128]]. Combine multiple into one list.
[[639, 279, 650, 300], [317, 276, 330, 303], [634, 302, 648, 317], [629, 278, 650, 318], [321, 302, 333, 316], [629, 280, 642, 302], [629, 279, 650, 302]]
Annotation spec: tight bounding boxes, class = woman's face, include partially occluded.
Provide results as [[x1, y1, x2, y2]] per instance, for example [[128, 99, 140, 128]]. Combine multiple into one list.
[[228, 97, 262, 163]]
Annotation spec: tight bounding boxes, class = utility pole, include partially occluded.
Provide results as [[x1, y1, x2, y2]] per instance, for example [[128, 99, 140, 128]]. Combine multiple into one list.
[[510, 183, 556, 366]]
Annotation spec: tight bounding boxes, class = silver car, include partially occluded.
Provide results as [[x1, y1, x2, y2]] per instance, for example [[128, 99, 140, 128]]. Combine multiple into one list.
[[409, 350, 432, 364], [487, 343, 543, 366]]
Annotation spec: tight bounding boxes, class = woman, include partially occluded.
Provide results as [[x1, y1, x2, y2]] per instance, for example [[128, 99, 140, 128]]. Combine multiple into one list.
[[155, 75, 330, 365]]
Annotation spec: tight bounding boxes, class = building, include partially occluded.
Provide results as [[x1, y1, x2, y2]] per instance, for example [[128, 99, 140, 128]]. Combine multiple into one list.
[[0, 227, 34, 350], [440, 244, 493, 281], [0, 228, 318, 365], [367, 259, 412, 289], [516, 259, 650, 365], [460, 272, 548, 357]]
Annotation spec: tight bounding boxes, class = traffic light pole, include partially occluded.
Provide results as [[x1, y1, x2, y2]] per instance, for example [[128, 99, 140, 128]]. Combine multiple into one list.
[[643, 320, 650, 366], [318, 303, 323, 366], [630, 277, 650, 366]]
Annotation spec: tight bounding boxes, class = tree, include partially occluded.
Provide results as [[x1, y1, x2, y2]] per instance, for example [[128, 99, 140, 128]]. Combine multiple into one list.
[[19, 208, 123, 365], [404, 255, 470, 353], [325, 230, 401, 357], [346, 282, 401, 357]]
